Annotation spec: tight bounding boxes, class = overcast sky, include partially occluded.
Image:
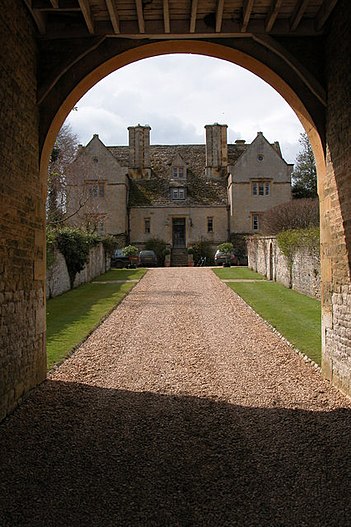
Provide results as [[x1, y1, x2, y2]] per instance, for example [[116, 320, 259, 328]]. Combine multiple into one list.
[[66, 54, 304, 164]]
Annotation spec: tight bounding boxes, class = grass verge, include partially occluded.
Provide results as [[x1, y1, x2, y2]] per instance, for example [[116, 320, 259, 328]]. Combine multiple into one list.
[[46, 269, 146, 369], [213, 266, 266, 280], [214, 268, 321, 365]]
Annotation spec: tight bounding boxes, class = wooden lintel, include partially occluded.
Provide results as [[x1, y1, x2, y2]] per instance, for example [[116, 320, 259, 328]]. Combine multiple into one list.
[[315, 0, 338, 31], [241, 0, 254, 33], [290, 0, 310, 32], [135, 0, 145, 33], [216, 0, 225, 33], [163, 0, 170, 33], [190, 0, 198, 33], [265, 0, 282, 32], [105, 0, 120, 34], [78, 0, 95, 34]]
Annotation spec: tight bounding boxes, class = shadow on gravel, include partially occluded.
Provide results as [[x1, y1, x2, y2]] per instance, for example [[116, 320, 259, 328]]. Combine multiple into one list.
[[1, 380, 351, 527]]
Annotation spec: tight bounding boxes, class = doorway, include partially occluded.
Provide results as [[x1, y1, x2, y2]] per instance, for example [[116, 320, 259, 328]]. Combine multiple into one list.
[[172, 218, 186, 248]]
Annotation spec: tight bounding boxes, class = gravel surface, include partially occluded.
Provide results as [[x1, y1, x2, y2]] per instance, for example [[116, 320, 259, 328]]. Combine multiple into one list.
[[1, 268, 351, 527]]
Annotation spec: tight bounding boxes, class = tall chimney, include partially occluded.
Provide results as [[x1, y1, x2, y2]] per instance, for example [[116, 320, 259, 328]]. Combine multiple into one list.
[[128, 124, 151, 179], [205, 123, 228, 178]]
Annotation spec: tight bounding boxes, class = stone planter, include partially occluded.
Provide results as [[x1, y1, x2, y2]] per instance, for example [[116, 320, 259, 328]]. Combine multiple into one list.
[[164, 254, 171, 267], [188, 254, 194, 267]]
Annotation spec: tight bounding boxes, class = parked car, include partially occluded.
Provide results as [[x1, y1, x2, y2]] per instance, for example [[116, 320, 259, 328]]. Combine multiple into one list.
[[214, 250, 239, 266], [139, 250, 158, 267], [111, 249, 130, 268]]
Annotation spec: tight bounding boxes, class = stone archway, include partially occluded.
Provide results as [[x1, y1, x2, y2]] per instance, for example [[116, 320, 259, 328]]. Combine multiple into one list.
[[1, 1, 351, 420]]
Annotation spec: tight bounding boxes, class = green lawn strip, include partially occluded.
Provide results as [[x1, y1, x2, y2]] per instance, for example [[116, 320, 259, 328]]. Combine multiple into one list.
[[213, 267, 266, 280], [93, 268, 146, 281], [226, 281, 321, 365], [47, 270, 145, 369]]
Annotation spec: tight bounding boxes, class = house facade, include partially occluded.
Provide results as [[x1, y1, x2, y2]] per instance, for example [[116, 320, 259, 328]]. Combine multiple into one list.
[[66, 123, 292, 259]]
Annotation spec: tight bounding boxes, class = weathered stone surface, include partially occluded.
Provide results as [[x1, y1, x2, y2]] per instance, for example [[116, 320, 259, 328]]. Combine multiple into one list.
[[247, 236, 321, 299], [0, 1, 46, 420]]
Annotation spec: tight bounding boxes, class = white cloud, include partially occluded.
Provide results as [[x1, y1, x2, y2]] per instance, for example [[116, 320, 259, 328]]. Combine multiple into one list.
[[66, 54, 304, 163]]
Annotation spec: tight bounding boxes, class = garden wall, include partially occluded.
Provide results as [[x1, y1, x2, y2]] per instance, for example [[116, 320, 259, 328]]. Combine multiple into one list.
[[247, 236, 320, 299], [46, 243, 109, 299]]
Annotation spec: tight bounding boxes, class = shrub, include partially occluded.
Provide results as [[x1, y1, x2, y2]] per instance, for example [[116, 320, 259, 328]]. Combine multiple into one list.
[[217, 242, 234, 253], [56, 227, 100, 287], [101, 235, 119, 256], [144, 237, 167, 265], [191, 240, 214, 265], [277, 227, 320, 261], [230, 233, 248, 261], [122, 245, 139, 256], [277, 227, 320, 288]]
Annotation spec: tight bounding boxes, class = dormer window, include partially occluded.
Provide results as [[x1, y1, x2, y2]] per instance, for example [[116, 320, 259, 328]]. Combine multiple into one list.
[[171, 187, 186, 200], [172, 166, 186, 179]]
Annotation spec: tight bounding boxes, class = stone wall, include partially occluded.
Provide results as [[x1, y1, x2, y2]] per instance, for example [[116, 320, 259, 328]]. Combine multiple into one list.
[[46, 243, 109, 299], [0, 2, 46, 421], [322, 0, 351, 395], [247, 236, 320, 299]]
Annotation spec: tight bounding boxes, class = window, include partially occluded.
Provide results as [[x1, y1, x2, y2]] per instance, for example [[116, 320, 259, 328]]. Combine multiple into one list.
[[171, 187, 186, 200], [97, 220, 105, 235], [172, 167, 185, 179], [88, 182, 105, 198], [207, 217, 213, 233], [252, 181, 270, 196], [252, 214, 260, 231], [144, 218, 151, 234]]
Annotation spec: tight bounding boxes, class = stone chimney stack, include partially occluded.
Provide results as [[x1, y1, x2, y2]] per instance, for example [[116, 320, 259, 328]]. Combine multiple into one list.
[[128, 124, 151, 179], [205, 123, 228, 178]]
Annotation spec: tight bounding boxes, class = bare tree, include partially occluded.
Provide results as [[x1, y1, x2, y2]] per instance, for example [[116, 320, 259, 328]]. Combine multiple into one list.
[[47, 124, 100, 228], [47, 124, 80, 225], [261, 198, 319, 235]]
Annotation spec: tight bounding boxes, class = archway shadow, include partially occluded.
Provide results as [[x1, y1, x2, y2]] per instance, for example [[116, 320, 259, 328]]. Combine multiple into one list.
[[1, 380, 350, 526]]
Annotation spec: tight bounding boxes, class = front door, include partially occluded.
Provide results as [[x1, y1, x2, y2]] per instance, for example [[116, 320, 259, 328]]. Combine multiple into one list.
[[172, 218, 186, 248]]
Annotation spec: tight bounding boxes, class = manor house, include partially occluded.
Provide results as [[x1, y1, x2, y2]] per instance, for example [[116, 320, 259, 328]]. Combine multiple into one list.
[[67, 123, 293, 260]]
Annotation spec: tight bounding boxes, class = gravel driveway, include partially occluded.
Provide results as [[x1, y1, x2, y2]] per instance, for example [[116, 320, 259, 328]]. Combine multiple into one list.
[[1, 268, 351, 527]]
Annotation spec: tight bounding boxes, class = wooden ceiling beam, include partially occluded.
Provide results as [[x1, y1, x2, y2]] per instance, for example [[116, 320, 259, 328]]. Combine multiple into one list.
[[315, 0, 338, 31], [241, 0, 254, 33], [290, 0, 310, 32], [216, 0, 225, 33], [163, 0, 170, 33], [105, 0, 120, 34], [190, 0, 198, 33], [78, 0, 95, 34], [265, 0, 282, 32], [24, 0, 46, 34], [49, 0, 59, 7], [135, 0, 145, 33]]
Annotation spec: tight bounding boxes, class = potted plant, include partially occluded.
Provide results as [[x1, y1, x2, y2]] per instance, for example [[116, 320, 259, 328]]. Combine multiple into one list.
[[217, 242, 234, 267], [122, 245, 139, 268], [187, 246, 194, 267]]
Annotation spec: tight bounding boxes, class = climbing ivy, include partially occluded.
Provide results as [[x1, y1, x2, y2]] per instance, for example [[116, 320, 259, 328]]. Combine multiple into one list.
[[277, 227, 319, 262], [54, 227, 100, 287]]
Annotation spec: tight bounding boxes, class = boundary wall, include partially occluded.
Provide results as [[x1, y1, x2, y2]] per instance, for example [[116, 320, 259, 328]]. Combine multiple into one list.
[[247, 236, 320, 299], [46, 243, 109, 299]]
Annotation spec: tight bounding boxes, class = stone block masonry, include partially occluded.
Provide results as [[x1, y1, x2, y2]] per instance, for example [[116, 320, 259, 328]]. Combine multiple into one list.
[[0, 2, 46, 420], [247, 236, 320, 299], [46, 243, 110, 299]]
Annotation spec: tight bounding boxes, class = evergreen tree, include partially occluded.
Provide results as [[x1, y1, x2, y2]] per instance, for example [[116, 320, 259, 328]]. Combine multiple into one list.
[[291, 133, 317, 199]]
